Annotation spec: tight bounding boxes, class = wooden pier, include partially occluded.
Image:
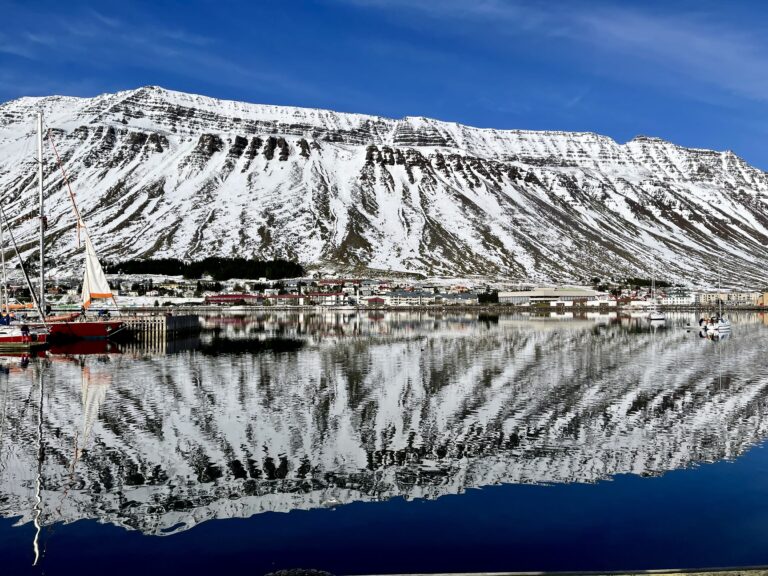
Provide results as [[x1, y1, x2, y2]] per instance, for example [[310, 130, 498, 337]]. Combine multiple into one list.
[[122, 314, 201, 345], [119, 336, 201, 356]]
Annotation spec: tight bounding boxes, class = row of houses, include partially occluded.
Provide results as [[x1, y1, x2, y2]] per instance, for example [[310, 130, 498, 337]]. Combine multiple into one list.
[[200, 284, 768, 308], [497, 286, 768, 307], [647, 289, 766, 307], [205, 290, 481, 307], [205, 292, 346, 306]]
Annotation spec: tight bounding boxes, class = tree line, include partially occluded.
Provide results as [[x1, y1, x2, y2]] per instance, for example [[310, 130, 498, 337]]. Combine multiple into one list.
[[104, 257, 305, 281]]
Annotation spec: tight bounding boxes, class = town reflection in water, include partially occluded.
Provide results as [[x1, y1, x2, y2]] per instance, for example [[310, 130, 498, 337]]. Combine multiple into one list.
[[1, 311, 768, 548]]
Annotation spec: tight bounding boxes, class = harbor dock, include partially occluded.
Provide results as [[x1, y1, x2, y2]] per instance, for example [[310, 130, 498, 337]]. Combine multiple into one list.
[[122, 314, 201, 344]]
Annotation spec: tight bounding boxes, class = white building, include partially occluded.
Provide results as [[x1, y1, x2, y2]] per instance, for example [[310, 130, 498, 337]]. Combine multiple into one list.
[[498, 287, 598, 306], [658, 287, 694, 306], [389, 290, 436, 307]]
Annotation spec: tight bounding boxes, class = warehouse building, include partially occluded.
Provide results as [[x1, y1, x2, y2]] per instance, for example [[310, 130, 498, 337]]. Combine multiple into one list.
[[498, 287, 598, 305]]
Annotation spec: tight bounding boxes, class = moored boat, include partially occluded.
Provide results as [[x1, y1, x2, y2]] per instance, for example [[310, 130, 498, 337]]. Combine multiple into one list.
[[0, 325, 48, 351], [30, 113, 126, 342], [48, 319, 125, 341], [0, 179, 50, 349], [646, 272, 666, 322], [702, 257, 731, 335], [702, 315, 731, 334]]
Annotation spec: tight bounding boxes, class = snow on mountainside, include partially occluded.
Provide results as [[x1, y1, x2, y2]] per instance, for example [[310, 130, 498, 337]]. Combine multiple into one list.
[[1, 85, 767, 284]]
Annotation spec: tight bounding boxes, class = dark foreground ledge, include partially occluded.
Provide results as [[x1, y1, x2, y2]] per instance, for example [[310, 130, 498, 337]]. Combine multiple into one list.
[[347, 569, 768, 576]]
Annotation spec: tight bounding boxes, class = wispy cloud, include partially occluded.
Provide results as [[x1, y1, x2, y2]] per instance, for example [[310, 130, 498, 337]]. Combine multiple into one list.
[[0, 32, 36, 59], [333, 0, 550, 32], [575, 8, 768, 101], [334, 0, 768, 103], [89, 10, 121, 28], [0, 8, 323, 101]]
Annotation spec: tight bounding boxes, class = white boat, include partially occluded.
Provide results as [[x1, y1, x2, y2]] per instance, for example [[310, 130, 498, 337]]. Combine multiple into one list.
[[703, 315, 731, 334], [703, 257, 731, 334], [647, 272, 666, 322], [0, 325, 48, 350]]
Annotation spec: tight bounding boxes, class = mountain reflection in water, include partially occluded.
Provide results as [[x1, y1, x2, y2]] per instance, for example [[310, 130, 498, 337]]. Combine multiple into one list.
[[1, 312, 767, 540]]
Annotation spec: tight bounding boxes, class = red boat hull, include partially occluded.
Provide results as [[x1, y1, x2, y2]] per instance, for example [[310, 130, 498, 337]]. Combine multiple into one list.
[[0, 333, 48, 344], [48, 320, 125, 341]]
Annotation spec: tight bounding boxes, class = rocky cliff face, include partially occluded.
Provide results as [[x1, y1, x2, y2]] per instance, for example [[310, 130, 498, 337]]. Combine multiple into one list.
[[1, 86, 767, 284], [1, 313, 767, 535]]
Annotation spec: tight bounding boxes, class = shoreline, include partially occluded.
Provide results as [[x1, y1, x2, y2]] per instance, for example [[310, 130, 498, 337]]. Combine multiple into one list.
[[71, 304, 767, 314]]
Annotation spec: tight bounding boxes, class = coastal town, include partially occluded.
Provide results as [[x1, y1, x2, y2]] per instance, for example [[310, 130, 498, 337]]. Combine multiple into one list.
[[20, 274, 768, 310]]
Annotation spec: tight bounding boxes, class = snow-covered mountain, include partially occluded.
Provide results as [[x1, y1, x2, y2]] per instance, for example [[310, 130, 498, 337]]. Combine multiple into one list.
[[2, 313, 768, 536], [1, 86, 767, 284]]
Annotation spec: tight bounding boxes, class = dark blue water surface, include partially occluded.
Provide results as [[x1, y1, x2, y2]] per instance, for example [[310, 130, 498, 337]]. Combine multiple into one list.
[[2, 312, 768, 575]]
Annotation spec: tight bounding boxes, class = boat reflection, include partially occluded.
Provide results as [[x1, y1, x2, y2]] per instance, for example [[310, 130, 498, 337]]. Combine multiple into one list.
[[48, 340, 123, 356]]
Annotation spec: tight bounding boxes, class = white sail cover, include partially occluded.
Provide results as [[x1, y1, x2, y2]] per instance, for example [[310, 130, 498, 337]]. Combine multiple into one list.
[[81, 232, 113, 309]]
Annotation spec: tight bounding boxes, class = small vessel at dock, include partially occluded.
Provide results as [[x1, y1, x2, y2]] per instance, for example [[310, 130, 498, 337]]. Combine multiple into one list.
[[648, 310, 666, 322], [646, 271, 666, 323], [701, 257, 731, 335], [44, 232, 126, 341], [48, 318, 125, 341], [0, 191, 50, 351], [700, 314, 731, 334], [0, 325, 47, 351]]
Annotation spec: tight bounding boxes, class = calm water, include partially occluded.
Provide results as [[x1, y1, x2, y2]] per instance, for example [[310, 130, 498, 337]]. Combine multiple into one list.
[[2, 311, 768, 575]]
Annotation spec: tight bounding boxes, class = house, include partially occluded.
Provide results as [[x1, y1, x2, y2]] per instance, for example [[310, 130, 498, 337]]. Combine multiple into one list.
[[264, 294, 306, 306], [389, 290, 435, 306], [696, 291, 760, 306], [660, 288, 695, 306], [585, 297, 617, 308], [205, 293, 261, 305], [436, 293, 478, 305], [727, 291, 761, 305], [305, 292, 346, 306]]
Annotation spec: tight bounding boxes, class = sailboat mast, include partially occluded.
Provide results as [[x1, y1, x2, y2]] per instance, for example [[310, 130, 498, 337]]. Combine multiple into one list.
[[717, 255, 723, 316], [36, 112, 45, 314], [0, 206, 46, 322], [0, 216, 7, 313]]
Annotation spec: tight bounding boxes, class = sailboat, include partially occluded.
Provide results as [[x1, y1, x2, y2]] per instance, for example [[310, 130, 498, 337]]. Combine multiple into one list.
[[30, 112, 125, 342], [0, 206, 48, 351], [647, 271, 666, 322], [700, 257, 731, 335], [46, 228, 125, 341]]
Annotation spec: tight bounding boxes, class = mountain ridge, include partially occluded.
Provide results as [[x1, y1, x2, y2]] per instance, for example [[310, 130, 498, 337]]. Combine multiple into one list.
[[1, 85, 767, 285]]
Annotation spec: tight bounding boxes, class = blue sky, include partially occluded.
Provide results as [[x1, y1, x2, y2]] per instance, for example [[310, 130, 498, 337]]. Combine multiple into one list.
[[2, 0, 768, 167]]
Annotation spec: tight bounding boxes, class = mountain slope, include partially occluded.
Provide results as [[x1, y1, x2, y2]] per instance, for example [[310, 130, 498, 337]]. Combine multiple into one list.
[[1, 86, 767, 284]]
